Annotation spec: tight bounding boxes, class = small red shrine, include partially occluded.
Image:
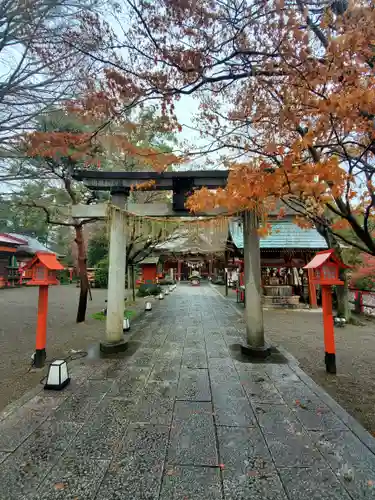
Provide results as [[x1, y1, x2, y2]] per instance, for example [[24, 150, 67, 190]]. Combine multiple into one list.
[[304, 249, 350, 374], [139, 256, 159, 284], [25, 252, 64, 368], [26, 252, 64, 286]]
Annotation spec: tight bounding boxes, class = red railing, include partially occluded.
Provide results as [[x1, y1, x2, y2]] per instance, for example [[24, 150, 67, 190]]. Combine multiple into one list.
[[349, 288, 375, 317]]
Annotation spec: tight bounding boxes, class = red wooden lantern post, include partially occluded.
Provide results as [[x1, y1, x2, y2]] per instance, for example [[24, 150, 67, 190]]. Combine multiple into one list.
[[304, 250, 350, 374], [25, 252, 64, 368]]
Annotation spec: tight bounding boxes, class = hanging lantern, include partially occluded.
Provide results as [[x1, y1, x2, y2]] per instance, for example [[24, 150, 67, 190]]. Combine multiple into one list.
[[44, 360, 70, 391], [123, 318, 130, 332], [145, 301, 152, 311]]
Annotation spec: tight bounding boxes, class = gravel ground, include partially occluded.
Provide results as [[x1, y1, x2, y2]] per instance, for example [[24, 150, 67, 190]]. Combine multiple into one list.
[[0, 285, 108, 411], [215, 285, 375, 434]]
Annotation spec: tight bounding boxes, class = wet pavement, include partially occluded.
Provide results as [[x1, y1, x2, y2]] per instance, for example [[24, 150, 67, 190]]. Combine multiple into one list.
[[0, 284, 375, 499]]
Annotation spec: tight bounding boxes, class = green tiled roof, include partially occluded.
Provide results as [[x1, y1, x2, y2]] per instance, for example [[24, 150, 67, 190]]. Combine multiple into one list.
[[229, 220, 328, 250]]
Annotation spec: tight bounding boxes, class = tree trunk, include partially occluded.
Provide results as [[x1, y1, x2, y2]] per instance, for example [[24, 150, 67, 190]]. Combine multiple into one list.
[[131, 265, 136, 302], [336, 269, 351, 320], [75, 225, 89, 323]]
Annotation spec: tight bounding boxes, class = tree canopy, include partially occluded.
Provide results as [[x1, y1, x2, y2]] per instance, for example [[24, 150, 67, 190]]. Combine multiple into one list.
[[41, 0, 375, 254]]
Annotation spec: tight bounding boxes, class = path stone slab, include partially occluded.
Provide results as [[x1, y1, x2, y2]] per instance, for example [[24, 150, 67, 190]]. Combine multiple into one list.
[[158, 342, 185, 359], [0, 420, 81, 500], [217, 426, 273, 474], [109, 366, 151, 398], [222, 470, 288, 500], [74, 379, 114, 398], [31, 455, 110, 500], [275, 380, 322, 406], [51, 395, 101, 424], [264, 364, 300, 382], [311, 429, 375, 499], [279, 466, 352, 500], [95, 424, 169, 500], [160, 466, 223, 500], [294, 403, 348, 431], [209, 361, 239, 384], [177, 368, 211, 401], [127, 347, 160, 367], [168, 401, 218, 466], [255, 404, 325, 467], [166, 330, 186, 343], [146, 335, 169, 348], [0, 399, 58, 452], [214, 395, 255, 427], [182, 348, 208, 368], [211, 381, 245, 400], [149, 363, 181, 383], [239, 376, 284, 404], [65, 398, 132, 458], [206, 341, 230, 359], [131, 381, 177, 425]]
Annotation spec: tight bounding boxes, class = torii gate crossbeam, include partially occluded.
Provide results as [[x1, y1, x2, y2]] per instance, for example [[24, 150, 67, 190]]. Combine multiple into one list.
[[72, 170, 268, 357]]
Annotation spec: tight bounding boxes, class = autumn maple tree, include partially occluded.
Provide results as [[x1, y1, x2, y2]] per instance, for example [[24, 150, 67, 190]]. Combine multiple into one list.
[[43, 0, 375, 257]]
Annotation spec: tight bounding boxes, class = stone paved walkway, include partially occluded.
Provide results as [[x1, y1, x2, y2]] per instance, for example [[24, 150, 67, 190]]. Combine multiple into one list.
[[1, 284, 375, 499]]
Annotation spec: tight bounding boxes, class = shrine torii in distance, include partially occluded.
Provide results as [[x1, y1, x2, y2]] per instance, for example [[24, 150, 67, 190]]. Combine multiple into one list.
[[72, 169, 269, 358]]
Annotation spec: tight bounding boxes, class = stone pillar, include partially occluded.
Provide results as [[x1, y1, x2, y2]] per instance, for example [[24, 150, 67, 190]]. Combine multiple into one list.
[[177, 259, 182, 281], [241, 211, 269, 357], [101, 189, 128, 353]]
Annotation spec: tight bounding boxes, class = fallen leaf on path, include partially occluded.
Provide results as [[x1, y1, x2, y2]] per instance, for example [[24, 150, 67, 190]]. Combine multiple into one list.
[[54, 482, 67, 490]]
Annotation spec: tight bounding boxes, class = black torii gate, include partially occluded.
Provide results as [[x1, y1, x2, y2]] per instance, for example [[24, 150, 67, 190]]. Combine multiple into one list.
[[72, 170, 267, 357]]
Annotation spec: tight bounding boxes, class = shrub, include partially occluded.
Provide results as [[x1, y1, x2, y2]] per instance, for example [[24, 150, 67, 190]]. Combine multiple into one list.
[[350, 253, 375, 291], [95, 256, 109, 288], [137, 283, 161, 297], [158, 278, 175, 285]]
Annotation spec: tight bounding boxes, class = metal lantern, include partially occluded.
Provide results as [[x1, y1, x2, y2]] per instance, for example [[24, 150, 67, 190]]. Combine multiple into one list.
[[44, 359, 70, 391], [123, 318, 130, 332], [145, 301, 152, 311]]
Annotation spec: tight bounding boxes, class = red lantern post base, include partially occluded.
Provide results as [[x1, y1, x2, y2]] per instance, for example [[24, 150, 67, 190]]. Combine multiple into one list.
[[33, 348, 47, 369], [325, 352, 336, 374]]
